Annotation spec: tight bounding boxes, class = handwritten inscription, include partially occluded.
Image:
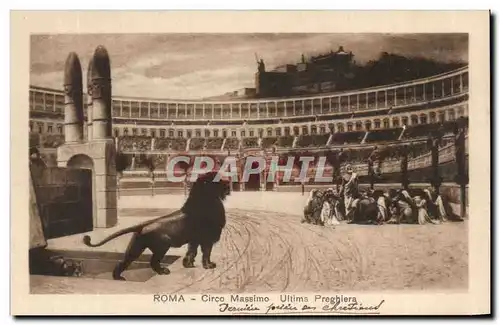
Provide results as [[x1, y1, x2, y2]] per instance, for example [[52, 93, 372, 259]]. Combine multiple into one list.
[[322, 300, 386, 313], [219, 303, 260, 313], [154, 293, 385, 315], [217, 298, 385, 314]]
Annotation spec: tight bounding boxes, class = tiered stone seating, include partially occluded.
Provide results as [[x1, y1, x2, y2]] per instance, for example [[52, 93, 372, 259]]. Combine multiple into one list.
[[402, 124, 438, 139], [153, 137, 187, 151], [276, 135, 295, 148], [171, 138, 187, 151], [206, 138, 224, 150], [364, 128, 402, 143], [224, 138, 240, 150], [155, 137, 172, 150], [41, 134, 65, 148], [261, 137, 277, 148], [295, 134, 329, 148], [189, 138, 205, 150], [330, 131, 365, 145], [30, 133, 40, 147], [242, 137, 259, 148], [119, 136, 152, 152]]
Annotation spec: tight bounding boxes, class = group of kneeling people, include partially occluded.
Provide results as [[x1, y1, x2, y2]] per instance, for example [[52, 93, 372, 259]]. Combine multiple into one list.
[[302, 186, 462, 226], [302, 165, 462, 227]]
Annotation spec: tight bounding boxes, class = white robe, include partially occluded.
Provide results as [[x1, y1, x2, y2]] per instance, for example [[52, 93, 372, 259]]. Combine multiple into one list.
[[321, 201, 340, 226]]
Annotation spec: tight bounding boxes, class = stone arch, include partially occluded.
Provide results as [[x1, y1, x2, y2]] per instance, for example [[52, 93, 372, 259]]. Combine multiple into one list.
[[364, 120, 372, 131], [383, 117, 390, 129], [266, 127, 273, 137], [392, 116, 400, 128], [346, 122, 354, 132], [410, 114, 419, 125], [429, 111, 437, 123], [438, 110, 446, 123], [447, 108, 456, 121], [419, 112, 428, 124], [67, 154, 94, 170], [37, 121, 44, 133]]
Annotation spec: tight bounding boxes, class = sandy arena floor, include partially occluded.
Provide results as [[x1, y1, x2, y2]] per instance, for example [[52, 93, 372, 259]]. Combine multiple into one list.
[[30, 192, 468, 294]]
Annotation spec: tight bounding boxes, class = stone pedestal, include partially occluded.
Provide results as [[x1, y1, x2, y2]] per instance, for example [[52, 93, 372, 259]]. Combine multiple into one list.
[[57, 139, 117, 228]]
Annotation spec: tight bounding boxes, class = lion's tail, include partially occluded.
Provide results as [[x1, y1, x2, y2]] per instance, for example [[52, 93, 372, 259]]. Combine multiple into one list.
[[82, 209, 183, 248], [82, 226, 139, 247]]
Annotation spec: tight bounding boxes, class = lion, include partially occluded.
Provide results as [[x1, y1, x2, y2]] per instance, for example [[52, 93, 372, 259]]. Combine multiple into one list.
[[82, 171, 231, 281]]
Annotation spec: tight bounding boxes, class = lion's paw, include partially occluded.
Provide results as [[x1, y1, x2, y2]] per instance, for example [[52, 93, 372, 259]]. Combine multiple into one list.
[[154, 267, 171, 275], [182, 258, 195, 268], [203, 262, 216, 269]]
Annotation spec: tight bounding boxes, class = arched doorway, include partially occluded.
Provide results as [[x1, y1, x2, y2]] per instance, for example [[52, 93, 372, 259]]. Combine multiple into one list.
[[67, 154, 95, 228], [245, 158, 261, 191], [67, 154, 94, 169]]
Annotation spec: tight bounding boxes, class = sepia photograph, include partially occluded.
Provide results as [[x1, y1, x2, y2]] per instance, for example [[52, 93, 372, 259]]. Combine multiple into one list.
[[11, 11, 490, 316]]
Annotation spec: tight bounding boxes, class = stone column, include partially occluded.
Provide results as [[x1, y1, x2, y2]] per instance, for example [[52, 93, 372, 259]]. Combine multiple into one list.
[[63, 52, 84, 143], [455, 117, 467, 219], [429, 132, 442, 193], [91, 47, 112, 140], [86, 59, 93, 141], [89, 45, 117, 228]]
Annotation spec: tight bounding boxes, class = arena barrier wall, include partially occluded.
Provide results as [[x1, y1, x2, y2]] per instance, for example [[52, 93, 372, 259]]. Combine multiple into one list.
[[29, 170, 47, 250], [30, 166, 93, 239]]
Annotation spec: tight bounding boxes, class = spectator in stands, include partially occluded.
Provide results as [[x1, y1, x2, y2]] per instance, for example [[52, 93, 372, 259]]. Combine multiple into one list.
[[29, 147, 46, 177]]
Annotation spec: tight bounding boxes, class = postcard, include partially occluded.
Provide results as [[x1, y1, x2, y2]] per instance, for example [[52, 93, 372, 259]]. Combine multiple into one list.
[[11, 10, 490, 316]]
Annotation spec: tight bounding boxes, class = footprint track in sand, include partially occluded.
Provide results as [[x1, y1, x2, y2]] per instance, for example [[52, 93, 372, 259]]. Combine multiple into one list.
[[155, 210, 467, 293]]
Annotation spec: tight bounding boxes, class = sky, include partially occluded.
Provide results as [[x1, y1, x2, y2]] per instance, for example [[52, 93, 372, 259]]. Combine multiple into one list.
[[30, 33, 468, 100]]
